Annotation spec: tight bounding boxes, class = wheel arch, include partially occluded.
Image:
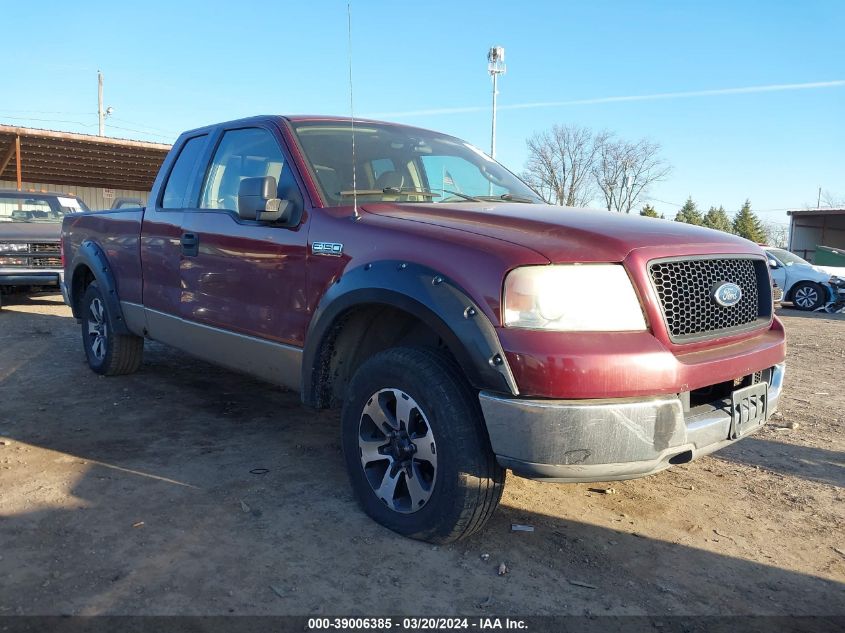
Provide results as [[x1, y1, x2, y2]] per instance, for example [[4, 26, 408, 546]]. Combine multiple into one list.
[[302, 261, 518, 408], [68, 240, 131, 335]]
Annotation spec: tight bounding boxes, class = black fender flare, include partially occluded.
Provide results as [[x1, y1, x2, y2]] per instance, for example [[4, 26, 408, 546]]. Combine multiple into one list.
[[67, 240, 131, 335], [301, 260, 519, 407]]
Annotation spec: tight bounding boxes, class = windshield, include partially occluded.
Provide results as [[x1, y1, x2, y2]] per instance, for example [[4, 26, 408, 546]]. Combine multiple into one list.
[[291, 121, 543, 207], [0, 195, 88, 223], [768, 248, 810, 267]]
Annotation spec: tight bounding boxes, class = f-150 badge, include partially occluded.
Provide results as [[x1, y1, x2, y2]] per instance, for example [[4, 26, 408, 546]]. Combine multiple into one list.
[[312, 242, 344, 256]]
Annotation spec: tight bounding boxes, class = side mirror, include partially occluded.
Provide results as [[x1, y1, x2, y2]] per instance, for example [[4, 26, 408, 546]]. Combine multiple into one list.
[[768, 258, 780, 269], [237, 176, 291, 222]]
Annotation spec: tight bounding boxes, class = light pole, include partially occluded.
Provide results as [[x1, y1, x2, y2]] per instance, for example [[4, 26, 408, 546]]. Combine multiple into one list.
[[621, 158, 630, 213], [487, 46, 506, 159]]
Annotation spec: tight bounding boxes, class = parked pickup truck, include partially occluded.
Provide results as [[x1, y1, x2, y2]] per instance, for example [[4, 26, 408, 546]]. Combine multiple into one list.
[[1, 189, 88, 308], [62, 115, 786, 543]]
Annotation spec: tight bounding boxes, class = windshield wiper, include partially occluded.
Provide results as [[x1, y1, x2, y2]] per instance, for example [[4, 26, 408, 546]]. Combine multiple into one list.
[[337, 187, 485, 202], [436, 189, 482, 202], [338, 188, 438, 197], [477, 193, 537, 204]]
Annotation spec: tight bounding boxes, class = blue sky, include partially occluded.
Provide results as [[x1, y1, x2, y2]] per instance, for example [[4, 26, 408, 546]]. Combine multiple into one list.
[[4, 0, 843, 223]]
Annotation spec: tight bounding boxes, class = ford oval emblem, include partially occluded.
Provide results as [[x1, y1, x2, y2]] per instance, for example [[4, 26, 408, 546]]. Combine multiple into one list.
[[713, 282, 742, 307]]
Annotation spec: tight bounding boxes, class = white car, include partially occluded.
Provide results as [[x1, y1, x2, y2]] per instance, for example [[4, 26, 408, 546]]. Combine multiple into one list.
[[765, 247, 845, 311]]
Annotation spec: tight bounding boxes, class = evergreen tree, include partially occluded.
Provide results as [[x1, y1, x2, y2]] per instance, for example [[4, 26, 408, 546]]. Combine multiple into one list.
[[702, 205, 733, 233], [674, 197, 703, 225], [640, 204, 659, 218], [732, 199, 767, 242]]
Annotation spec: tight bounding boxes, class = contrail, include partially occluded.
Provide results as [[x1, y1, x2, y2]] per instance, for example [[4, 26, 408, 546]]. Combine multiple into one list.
[[365, 80, 845, 119]]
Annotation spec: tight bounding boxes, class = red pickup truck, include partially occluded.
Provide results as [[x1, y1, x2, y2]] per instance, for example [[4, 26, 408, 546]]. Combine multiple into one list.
[[62, 115, 785, 543]]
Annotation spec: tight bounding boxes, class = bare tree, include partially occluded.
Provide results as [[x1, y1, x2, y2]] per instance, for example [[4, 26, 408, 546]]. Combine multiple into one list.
[[821, 190, 845, 208], [521, 125, 608, 206], [593, 138, 671, 213], [763, 222, 789, 248]]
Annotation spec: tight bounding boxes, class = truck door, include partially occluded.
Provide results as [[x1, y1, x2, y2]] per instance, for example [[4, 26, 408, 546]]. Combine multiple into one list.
[[179, 125, 310, 349], [141, 133, 208, 316]]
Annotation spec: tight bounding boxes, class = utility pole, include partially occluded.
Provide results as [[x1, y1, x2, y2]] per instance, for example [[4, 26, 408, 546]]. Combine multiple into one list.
[[97, 70, 114, 136], [487, 46, 506, 159], [817, 186, 822, 208], [98, 70, 105, 136]]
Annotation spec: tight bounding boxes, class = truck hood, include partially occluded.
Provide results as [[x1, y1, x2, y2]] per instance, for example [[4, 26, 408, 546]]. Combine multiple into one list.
[[362, 202, 758, 262], [0, 222, 62, 242]]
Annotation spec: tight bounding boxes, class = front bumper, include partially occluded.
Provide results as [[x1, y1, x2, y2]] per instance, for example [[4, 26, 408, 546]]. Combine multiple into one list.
[[0, 268, 62, 287], [828, 279, 845, 300], [480, 362, 785, 482], [61, 278, 71, 306]]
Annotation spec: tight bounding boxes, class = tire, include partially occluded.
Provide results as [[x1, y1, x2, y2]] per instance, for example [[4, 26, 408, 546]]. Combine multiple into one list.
[[790, 281, 825, 311], [341, 347, 505, 544], [80, 281, 144, 375]]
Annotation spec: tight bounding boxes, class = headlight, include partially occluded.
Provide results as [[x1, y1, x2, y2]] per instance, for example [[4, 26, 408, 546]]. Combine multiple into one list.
[[0, 243, 28, 252], [504, 264, 647, 331]]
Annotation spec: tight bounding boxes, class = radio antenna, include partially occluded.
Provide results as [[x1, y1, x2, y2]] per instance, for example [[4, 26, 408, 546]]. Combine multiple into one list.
[[347, 2, 360, 221]]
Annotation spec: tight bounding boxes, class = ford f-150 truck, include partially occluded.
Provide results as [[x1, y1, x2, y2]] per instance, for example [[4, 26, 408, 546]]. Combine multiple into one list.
[[62, 115, 786, 543]]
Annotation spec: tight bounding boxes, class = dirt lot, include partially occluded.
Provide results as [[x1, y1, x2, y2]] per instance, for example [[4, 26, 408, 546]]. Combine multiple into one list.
[[0, 293, 843, 616]]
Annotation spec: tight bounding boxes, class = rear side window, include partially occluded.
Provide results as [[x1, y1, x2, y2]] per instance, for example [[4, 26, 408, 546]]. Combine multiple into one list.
[[161, 135, 206, 209], [199, 128, 285, 213]]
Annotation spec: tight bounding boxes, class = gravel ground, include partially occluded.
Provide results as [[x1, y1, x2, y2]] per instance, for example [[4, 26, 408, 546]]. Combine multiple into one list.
[[0, 293, 843, 616]]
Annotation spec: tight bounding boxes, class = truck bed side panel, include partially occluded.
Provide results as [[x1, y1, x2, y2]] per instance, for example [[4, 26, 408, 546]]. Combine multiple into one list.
[[63, 209, 145, 304]]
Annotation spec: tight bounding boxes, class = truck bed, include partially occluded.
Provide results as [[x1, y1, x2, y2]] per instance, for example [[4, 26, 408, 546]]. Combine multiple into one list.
[[62, 208, 146, 306]]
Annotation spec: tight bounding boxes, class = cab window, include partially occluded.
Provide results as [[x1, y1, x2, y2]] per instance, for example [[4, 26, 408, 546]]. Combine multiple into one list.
[[200, 128, 285, 214], [161, 135, 207, 209]]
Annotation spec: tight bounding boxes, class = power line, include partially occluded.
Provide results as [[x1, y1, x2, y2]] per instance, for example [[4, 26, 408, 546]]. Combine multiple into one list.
[[650, 197, 683, 207], [108, 117, 179, 136], [0, 114, 173, 141], [0, 109, 95, 115], [651, 197, 795, 215], [104, 124, 173, 140], [0, 115, 98, 127]]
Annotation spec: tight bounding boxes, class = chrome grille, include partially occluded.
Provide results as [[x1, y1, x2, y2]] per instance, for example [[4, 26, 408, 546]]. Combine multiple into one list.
[[31, 242, 60, 254], [0, 241, 62, 269], [30, 242, 61, 267], [649, 257, 770, 343]]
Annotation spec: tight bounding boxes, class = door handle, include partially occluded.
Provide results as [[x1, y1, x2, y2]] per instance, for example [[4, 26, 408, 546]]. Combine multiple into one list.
[[180, 232, 199, 257]]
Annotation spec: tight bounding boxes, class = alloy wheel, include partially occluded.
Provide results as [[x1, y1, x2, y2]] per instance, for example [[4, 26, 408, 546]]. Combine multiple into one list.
[[794, 286, 819, 309], [357, 388, 437, 513], [87, 297, 108, 360]]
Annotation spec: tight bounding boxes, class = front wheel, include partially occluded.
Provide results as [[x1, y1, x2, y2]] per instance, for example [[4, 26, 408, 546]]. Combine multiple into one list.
[[341, 347, 504, 543], [80, 282, 144, 375], [791, 281, 825, 311]]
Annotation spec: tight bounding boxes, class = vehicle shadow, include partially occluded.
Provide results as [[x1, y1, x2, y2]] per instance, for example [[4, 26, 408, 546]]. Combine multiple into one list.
[[0, 307, 843, 617], [1, 430, 843, 618], [715, 437, 845, 488], [776, 306, 845, 321], [0, 291, 67, 309]]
